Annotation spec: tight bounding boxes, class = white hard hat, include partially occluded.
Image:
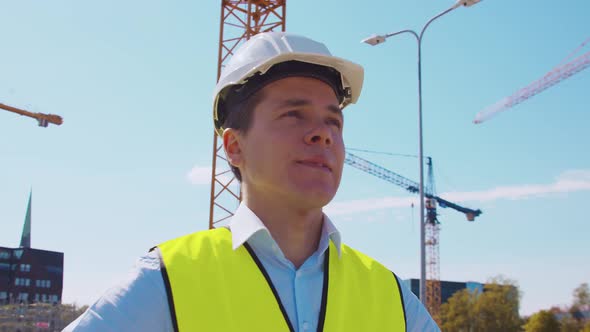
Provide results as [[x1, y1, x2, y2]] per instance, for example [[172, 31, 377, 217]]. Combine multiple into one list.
[[213, 31, 364, 136]]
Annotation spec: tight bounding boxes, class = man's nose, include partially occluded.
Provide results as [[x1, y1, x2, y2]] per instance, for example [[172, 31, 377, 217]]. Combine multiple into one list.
[[304, 122, 333, 147]]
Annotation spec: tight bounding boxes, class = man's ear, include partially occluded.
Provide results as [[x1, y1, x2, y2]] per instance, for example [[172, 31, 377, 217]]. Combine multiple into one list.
[[222, 128, 243, 168]]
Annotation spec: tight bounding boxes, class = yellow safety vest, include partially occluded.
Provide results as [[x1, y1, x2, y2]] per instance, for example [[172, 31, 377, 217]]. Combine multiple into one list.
[[155, 228, 406, 332]]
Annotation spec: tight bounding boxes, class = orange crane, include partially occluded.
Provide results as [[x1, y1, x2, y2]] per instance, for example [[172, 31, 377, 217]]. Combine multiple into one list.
[[345, 151, 481, 322], [474, 37, 590, 124], [209, 0, 286, 229], [0, 102, 63, 127]]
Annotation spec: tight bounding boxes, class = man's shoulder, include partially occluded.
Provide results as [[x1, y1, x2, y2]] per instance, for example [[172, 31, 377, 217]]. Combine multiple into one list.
[[157, 227, 231, 249], [154, 227, 235, 263], [338, 243, 392, 274]]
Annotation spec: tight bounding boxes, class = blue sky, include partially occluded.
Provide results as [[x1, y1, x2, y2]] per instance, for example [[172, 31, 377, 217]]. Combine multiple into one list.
[[1, 0, 588, 316]]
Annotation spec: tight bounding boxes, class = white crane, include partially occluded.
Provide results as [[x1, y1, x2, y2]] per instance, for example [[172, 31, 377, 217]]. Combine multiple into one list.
[[474, 38, 590, 124]]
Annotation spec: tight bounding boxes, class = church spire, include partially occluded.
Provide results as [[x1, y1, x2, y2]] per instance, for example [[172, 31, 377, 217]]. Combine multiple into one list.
[[20, 190, 32, 248]]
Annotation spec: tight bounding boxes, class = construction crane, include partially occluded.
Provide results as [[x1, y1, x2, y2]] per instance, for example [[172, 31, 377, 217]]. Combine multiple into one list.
[[474, 37, 590, 124], [345, 152, 482, 220], [424, 157, 441, 322], [344, 151, 481, 322], [0, 102, 63, 127], [209, 0, 286, 229]]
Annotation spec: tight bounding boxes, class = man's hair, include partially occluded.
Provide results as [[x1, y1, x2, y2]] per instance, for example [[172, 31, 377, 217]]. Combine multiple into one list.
[[222, 90, 265, 182]]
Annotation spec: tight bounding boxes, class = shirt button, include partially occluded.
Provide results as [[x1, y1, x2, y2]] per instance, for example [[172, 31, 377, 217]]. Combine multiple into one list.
[[302, 321, 310, 331]]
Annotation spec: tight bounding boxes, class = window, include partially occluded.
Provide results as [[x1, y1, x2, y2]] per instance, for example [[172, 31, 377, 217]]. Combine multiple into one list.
[[15, 278, 32, 287], [0, 263, 9, 271], [34, 293, 39, 302], [0, 292, 6, 299], [45, 265, 63, 275], [36, 280, 51, 288], [0, 251, 9, 259], [13, 250, 23, 259], [17, 293, 28, 301], [20, 264, 31, 272], [41, 294, 47, 302]]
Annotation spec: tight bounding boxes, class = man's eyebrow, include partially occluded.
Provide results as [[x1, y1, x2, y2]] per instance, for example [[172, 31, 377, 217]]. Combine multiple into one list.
[[278, 98, 343, 117], [277, 98, 310, 109], [327, 104, 343, 118]]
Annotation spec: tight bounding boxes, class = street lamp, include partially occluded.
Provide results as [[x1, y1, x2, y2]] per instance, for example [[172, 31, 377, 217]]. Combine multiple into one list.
[[362, 0, 481, 304]]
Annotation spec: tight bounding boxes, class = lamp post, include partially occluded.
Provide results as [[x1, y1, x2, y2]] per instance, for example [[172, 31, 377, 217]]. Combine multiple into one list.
[[362, 0, 481, 304]]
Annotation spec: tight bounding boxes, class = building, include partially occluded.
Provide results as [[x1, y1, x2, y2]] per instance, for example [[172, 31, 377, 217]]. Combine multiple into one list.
[[403, 279, 486, 304], [0, 192, 64, 304]]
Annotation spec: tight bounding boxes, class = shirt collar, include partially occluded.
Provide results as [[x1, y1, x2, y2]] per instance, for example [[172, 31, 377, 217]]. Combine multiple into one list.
[[228, 202, 342, 257]]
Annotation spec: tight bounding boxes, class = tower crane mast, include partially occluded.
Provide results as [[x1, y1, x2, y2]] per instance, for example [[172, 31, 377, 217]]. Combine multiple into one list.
[[209, 0, 286, 229], [425, 157, 441, 322], [474, 38, 590, 124]]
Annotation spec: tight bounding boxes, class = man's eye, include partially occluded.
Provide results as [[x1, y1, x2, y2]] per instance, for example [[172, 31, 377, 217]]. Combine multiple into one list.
[[328, 118, 342, 129], [283, 110, 302, 118]]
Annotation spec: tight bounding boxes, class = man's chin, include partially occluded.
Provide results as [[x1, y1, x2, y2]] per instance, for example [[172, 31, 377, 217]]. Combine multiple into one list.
[[295, 190, 337, 210]]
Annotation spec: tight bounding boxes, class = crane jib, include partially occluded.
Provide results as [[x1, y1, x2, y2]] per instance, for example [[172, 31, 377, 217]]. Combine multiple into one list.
[[344, 151, 482, 220]]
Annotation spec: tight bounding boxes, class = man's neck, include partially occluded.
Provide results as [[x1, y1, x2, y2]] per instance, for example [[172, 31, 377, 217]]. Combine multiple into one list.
[[243, 193, 324, 269]]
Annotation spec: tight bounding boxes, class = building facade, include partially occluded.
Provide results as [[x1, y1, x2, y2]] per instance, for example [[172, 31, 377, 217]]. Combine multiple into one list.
[[403, 279, 485, 304], [1, 191, 64, 305], [0, 246, 64, 305]]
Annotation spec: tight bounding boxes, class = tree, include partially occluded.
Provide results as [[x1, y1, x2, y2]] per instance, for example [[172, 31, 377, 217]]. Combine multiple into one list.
[[559, 314, 583, 332], [573, 283, 590, 308], [439, 275, 521, 332], [471, 276, 521, 332], [440, 288, 476, 332], [573, 283, 590, 307], [523, 310, 559, 332]]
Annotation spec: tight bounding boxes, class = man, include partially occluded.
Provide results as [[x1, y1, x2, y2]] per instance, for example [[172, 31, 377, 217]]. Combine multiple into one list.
[[65, 32, 439, 331]]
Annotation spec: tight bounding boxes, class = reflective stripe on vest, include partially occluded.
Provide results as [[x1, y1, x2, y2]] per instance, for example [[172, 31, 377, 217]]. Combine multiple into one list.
[[155, 228, 407, 332]]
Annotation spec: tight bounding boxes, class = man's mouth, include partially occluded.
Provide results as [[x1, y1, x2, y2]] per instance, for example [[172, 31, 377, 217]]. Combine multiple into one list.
[[297, 160, 332, 172]]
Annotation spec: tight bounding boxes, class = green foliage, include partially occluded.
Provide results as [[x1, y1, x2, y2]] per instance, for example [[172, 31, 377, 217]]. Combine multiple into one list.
[[523, 310, 559, 332], [473, 278, 521, 332], [559, 314, 583, 332], [440, 289, 476, 332], [573, 283, 590, 308], [439, 275, 521, 332]]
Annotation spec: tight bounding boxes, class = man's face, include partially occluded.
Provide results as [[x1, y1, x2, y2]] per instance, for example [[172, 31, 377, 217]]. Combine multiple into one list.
[[232, 76, 345, 210]]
